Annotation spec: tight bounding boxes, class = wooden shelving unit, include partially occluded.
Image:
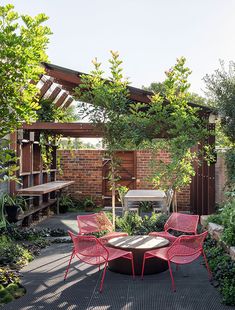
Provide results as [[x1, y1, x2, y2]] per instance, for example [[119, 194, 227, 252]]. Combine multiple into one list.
[[16, 130, 57, 226]]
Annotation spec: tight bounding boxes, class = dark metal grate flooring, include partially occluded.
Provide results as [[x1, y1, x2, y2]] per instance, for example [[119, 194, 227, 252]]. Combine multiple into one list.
[[2, 213, 234, 310], [2, 243, 234, 310]]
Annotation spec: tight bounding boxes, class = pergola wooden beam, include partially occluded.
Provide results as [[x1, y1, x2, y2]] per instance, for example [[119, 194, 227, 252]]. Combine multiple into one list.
[[22, 122, 103, 138], [55, 92, 69, 107], [40, 79, 53, 97], [63, 97, 73, 109], [42, 62, 154, 104], [48, 86, 61, 101]]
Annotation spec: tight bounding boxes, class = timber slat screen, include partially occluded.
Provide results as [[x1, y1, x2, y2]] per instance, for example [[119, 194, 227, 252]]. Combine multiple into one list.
[[190, 124, 216, 215], [102, 151, 137, 206]]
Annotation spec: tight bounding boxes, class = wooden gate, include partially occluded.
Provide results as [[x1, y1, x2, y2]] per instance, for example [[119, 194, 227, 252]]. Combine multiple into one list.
[[102, 151, 137, 206], [190, 128, 216, 215]]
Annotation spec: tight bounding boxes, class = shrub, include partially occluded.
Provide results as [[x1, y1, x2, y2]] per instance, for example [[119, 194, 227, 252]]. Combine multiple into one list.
[[207, 197, 235, 246], [204, 236, 235, 305], [116, 212, 143, 236], [0, 235, 33, 267], [116, 212, 169, 236], [0, 268, 20, 287], [58, 194, 75, 213]]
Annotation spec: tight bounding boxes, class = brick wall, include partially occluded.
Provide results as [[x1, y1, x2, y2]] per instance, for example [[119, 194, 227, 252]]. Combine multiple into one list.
[[136, 150, 190, 211], [57, 150, 103, 203], [58, 149, 190, 211]]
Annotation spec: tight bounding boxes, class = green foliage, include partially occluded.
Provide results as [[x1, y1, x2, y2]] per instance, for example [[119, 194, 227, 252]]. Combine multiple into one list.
[[116, 212, 143, 235], [0, 274, 25, 306], [0, 235, 33, 267], [139, 201, 153, 213], [37, 99, 78, 172], [0, 268, 20, 287], [141, 213, 169, 234], [0, 4, 51, 182], [117, 185, 128, 207], [204, 60, 235, 143], [116, 212, 168, 235], [58, 194, 75, 213], [0, 140, 19, 184], [145, 58, 208, 195], [225, 147, 235, 187], [0, 193, 28, 211], [76, 54, 213, 212], [76, 51, 131, 150], [203, 237, 235, 305], [37, 99, 78, 123], [207, 197, 235, 246], [83, 196, 96, 211]]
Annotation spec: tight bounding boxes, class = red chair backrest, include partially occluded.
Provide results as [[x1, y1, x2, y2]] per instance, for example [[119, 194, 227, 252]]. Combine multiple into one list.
[[77, 212, 113, 234], [167, 231, 208, 263], [164, 213, 199, 234], [68, 231, 108, 265], [77, 213, 100, 234]]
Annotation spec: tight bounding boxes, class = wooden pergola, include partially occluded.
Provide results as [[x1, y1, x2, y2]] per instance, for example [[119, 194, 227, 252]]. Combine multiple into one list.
[[13, 62, 216, 216]]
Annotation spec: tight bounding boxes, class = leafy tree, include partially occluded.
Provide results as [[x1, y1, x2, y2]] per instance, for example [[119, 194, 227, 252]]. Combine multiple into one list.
[[132, 57, 210, 211], [75, 51, 132, 227], [144, 82, 207, 106], [76, 54, 212, 214], [204, 60, 235, 191], [0, 4, 51, 181], [204, 60, 235, 143]]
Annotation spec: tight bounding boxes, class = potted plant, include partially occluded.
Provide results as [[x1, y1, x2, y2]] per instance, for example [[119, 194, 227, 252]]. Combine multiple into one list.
[[58, 194, 74, 213], [0, 193, 25, 223], [83, 196, 96, 212]]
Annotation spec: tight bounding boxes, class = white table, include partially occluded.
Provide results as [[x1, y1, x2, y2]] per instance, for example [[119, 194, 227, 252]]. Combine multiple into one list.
[[123, 190, 166, 214]]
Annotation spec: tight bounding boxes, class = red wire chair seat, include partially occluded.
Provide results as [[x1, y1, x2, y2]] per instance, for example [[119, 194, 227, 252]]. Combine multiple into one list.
[[77, 211, 128, 243], [149, 212, 199, 243], [64, 231, 135, 292], [142, 231, 211, 291]]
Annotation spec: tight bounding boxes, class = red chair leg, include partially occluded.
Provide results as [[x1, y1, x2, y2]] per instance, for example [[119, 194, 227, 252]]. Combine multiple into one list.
[[167, 260, 176, 292], [99, 261, 108, 293], [141, 254, 146, 279], [64, 250, 75, 280], [130, 255, 135, 279], [202, 249, 212, 279]]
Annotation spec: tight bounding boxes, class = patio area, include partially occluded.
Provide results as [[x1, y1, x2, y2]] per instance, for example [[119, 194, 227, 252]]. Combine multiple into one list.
[[2, 213, 233, 310]]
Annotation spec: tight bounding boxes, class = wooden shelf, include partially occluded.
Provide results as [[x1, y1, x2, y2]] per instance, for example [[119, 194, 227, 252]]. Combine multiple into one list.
[[18, 199, 56, 220], [17, 181, 75, 196], [19, 172, 31, 176]]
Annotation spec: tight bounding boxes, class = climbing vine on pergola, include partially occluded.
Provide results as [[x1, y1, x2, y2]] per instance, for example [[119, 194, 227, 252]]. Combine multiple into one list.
[[75, 52, 213, 219]]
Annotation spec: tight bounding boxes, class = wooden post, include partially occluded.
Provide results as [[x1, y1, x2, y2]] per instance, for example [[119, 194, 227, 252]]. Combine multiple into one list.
[[9, 132, 17, 195]]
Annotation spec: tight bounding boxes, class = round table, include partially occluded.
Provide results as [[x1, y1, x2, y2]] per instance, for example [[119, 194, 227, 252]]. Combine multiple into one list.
[[107, 235, 169, 275]]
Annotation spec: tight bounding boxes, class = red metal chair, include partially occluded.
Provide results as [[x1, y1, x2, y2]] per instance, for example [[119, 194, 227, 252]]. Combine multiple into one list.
[[77, 211, 128, 244], [141, 231, 211, 291], [149, 212, 199, 243], [64, 231, 135, 292]]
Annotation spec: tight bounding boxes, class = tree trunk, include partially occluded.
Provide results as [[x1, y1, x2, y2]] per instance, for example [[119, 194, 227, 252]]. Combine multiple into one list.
[[172, 190, 178, 213], [110, 155, 116, 230], [112, 185, 116, 229]]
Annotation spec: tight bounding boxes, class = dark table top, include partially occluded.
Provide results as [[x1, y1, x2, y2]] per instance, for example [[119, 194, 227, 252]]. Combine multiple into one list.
[[107, 235, 169, 250]]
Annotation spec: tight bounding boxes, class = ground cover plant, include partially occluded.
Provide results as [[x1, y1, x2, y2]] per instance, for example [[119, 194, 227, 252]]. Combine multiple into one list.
[[206, 191, 235, 247], [204, 236, 235, 305], [0, 225, 68, 306]]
